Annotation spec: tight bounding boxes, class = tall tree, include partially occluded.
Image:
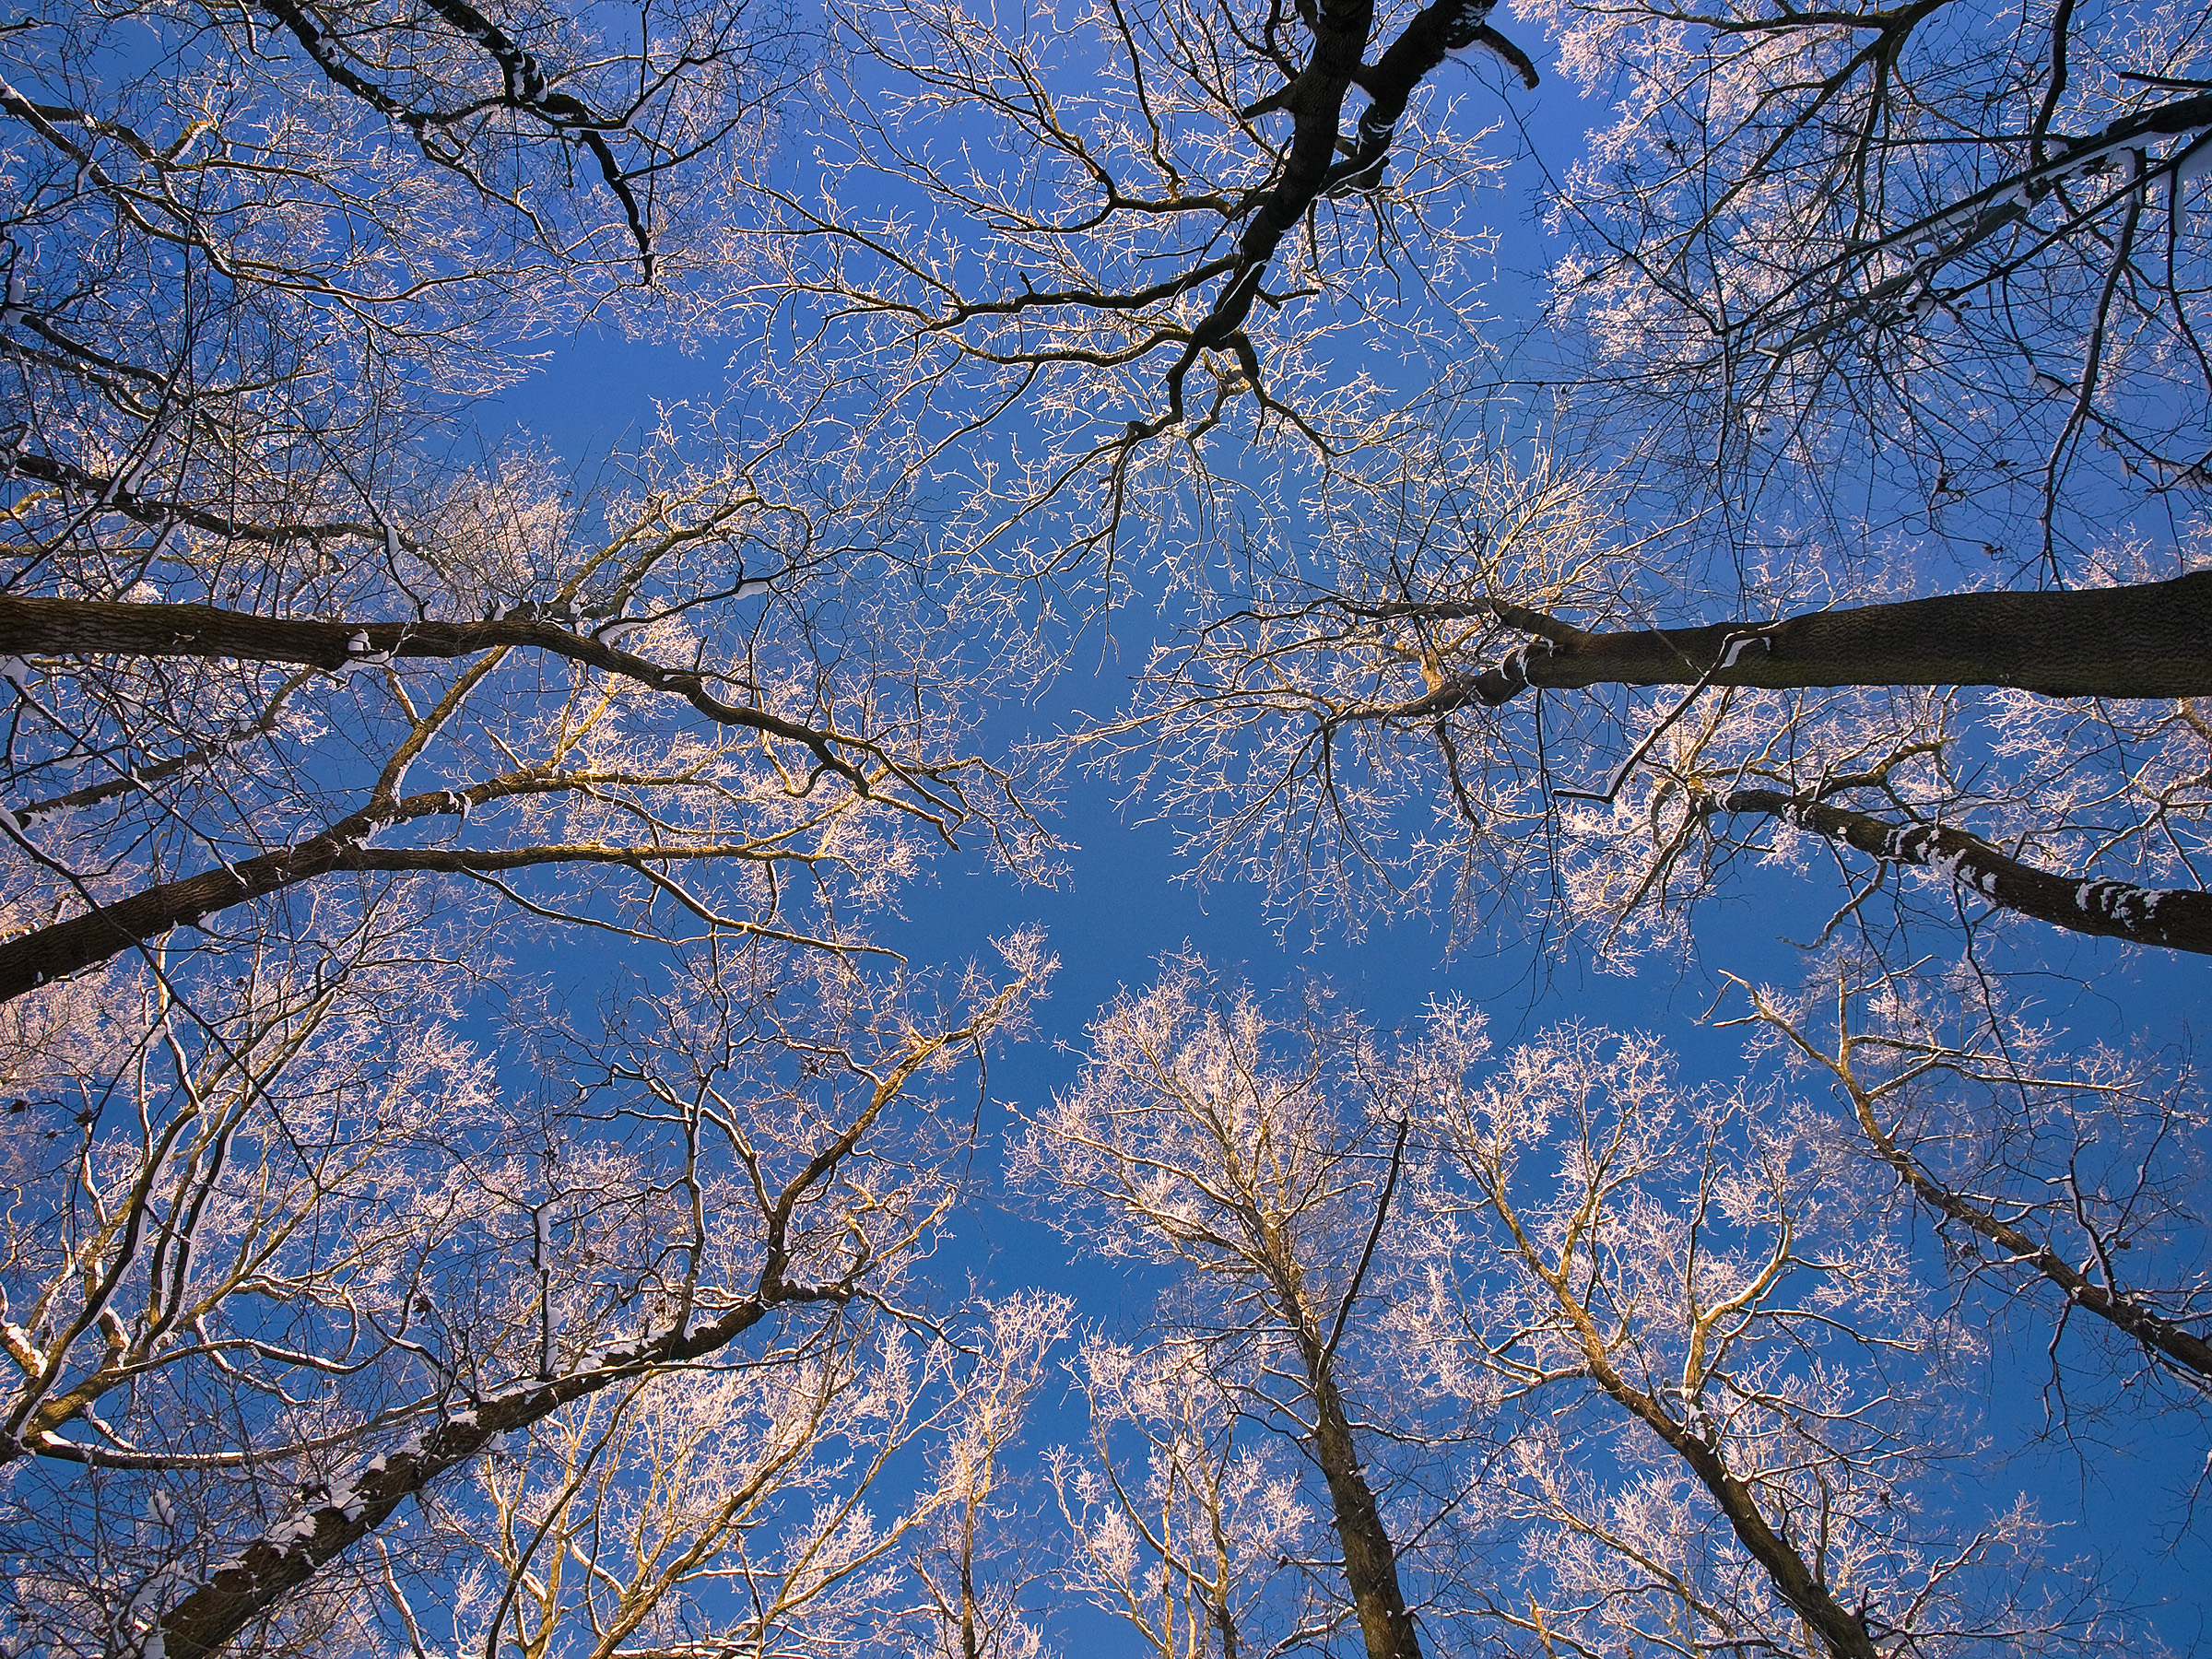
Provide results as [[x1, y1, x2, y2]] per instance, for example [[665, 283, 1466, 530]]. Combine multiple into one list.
[[0, 6, 1077, 1653], [4, 0, 1055, 1008], [1524, 0, 2210, 582], [1024, 963, 2137, 1656], [747, 0, 2212, 967], [0, 443, 1038, 1006], [1053, 1335, 1330, 1659], [740, 0, 1538, 583], [1014, 957, 1445, 1659], [1397, 1015, 2108, 1657]]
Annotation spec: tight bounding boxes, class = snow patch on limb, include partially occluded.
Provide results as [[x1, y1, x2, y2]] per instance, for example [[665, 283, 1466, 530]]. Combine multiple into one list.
[[1713, 788, 2212, 954], [2, 1323, 46, 1369]]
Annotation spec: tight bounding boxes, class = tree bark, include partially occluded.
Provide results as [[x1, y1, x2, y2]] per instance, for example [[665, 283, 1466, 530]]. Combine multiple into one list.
[[153, 1297, 771, 1659], [0, 596, 853, 761], [1302, 1360, 1425, 1659], [1155, 0, 1373, 420], [0, 779, 789, 1005], [1713, 789, 2212, 955], [1871, 1149, 2212, 1382], [1450, 572, 2212, 705], [1257, 1131, 1424, 1659]]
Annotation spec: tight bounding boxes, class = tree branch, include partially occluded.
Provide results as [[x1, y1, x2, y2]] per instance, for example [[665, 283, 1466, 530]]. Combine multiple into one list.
[[1709, 789, 2212, 954]]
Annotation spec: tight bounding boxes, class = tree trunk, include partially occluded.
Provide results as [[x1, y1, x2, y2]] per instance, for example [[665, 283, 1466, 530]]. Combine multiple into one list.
[[1456, 572, 2212, 705], [145, 1281, 812, 1659], [0, 784, 780, 1005], [1304, 1364, 1424, 1659], [144, 993, 991, 1659], [1846, 1073, 2212, 1379]]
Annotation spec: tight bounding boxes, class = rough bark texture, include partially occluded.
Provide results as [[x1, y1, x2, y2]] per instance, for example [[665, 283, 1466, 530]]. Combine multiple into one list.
[[1715, 789, 2212, 955], [155, 1298, 766, 1658], [1265, 1222, 1422, 1659], [1154, 0, 1376, 420], [1159, 0, 1532, 422], [0, 598, 906, 1006], [1302, 1359, 1424, 1659], [1458, 572, 2212, 705], [1325, 0, 1533, 195]]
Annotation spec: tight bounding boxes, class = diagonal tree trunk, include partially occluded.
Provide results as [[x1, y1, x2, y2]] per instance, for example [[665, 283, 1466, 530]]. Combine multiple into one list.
[[1709, 789, 2212, 955], [1577, 1352, 1880, 1659], [158, 1298, 779, 1659], [143, 991, 1019, 1659], [1300, 1359, 1425, 1659], [0, 791, 810, 1005], [1262, 1144, 1425, 1659], [1732, 980, 2212, 1384]]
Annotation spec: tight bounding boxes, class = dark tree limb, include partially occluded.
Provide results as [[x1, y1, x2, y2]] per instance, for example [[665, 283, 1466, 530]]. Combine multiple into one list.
[[1382, 572, 2212, 707], [1327, 1, 1536, 197], [1582, 1353, 1880, 1659], [152, 1297, 759, 1658], [1269, 1148, 1424, 1659], [1305, 1358, 1424, 1659], [1149, 0, 1531, 425], [0, 595, 890, 791], [5, 452, 393, 544], [1709, 789, 2212, 955], [257, 0, 657, 276], [0, 782, 833, 1006]]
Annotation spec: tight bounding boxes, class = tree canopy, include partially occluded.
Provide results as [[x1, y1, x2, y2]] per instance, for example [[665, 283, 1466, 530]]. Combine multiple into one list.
[[3, 0, 2207, 1653]]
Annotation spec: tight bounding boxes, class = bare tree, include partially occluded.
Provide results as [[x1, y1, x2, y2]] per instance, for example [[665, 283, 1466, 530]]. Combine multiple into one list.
[[1014, 956, 1447, 1659], [0, 10, 1098, 1656], [1717, 961, 2212, 1397], [900, 1291, 1074, 1659], [1394, 1014, 2119, 1658], [738, 0, 1540, 583], [1020, 964, 2136, 1655], [1, 0, 796, 724], [0, 926, 1053, 1657], [1523, 0, 2210, 582], [3, 0, 778, 395], [0, 434, 1044, 1009], [5, 0, 1057, 1006], [872, 0, 2196, 969], [371, 1290, 1071, 1659], [1071, 437, 2212, 959]]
